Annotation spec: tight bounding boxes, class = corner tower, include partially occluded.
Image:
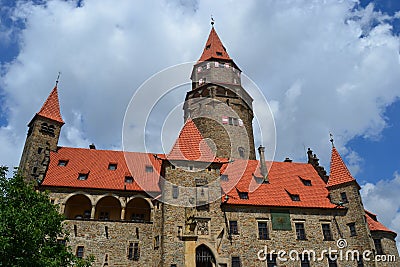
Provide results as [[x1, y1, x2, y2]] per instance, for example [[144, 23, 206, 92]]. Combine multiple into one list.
[[19, 83, 64, 183], [184, 25, 256, 160]]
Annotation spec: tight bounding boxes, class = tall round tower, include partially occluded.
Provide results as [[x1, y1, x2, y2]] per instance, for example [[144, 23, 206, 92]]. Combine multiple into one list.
[[184, 26, 256, 160]]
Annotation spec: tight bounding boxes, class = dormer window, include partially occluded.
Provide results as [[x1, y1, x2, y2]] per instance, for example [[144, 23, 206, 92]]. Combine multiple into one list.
[[125, 176, 134, 183], [216, 51, 223, 56], [145, 165, 153, 173], [78, 173, 88, 181], [220, 174, 228, 181], [299, 177, 312, 186], [108, 163, 117, 170], [58, 160, 68, 167], [287, 190, 300, 201], [206, 44, 211, 50], [239, 192, 248, 199]]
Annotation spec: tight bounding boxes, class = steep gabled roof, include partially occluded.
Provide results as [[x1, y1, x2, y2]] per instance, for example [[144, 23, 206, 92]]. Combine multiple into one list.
[[167, 118, 216, 162], [220, 160, 337, 209], [365, 210, 397, 236], [198, 27, 231, 62], [327, 147, 356, 187], [36, 85, 64, 124], [41, 147, 162, 192]]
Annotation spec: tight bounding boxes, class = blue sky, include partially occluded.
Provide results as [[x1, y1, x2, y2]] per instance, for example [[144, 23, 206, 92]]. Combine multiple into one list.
[[0, 0, 400, 247]]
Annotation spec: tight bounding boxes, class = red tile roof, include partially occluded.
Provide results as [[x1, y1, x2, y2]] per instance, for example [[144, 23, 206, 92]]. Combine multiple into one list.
[[220, 159, 337, 209], [36, 85, 64, 124], [167, 118, 216, 162], [327, 147, 356, 187], [198, 27, 231, 62], [365, 210, 396, 236], [41, 147, 161, 192]]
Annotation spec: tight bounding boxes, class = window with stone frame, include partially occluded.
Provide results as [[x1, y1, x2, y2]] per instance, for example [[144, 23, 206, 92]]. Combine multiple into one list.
[[128, 242, 140, 260], [267, 254, 277, 267], [340, 192, 348, 203], [76, 246, 84, 258], [258, 221, 269, 240], [322, 223, 333, 241], [231, 256, 241, 267], [348, 222, 357, 236], [300, 254, 311, 267], [357, 258, 364, 267], [295, 223, 306, 240], [229, 220, 239, 235], [327, 256, 338, 267], [373, 238, 384, 255]]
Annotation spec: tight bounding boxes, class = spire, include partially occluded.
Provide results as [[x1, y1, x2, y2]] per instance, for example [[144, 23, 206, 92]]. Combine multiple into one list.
[[198, 26, 231, 62], [36, 84, 64, 124], [167, 118, 215, 162], [327, 147, 356, 187]]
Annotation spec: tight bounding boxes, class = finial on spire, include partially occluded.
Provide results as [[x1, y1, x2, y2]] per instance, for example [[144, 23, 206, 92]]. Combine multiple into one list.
[[211, 15, 214, 27], [329, 132, 335, 148], [55, 72, 61, 86]]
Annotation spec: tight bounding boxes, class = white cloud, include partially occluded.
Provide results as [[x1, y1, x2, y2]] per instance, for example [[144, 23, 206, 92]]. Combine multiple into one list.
[[361, 172, 400, 251]]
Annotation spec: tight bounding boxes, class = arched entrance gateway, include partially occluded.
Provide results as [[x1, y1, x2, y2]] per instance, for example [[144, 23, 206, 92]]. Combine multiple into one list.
[[196, 245, 216, 267]]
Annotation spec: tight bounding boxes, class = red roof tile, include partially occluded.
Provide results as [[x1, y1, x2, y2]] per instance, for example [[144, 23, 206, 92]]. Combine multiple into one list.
[[42, 147, 161, 192], [198, 27, 231, 62], [167, 118, 216, 162], [327, 147, 356, 187], [36, 85, 64, 124], [365, 210, 396, 236], [221, 160, 337, 209]]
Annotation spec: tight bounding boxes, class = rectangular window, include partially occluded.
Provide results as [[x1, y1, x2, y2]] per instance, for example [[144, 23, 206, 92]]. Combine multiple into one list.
[[131, 213, 145, 223], [231, 256, 241, 267], [145, 165, 153, 172], [328, 257, 338, 267], [128, 242, 140, 260], [341, 192, 348, 203], [154, 235, 160, 249], [172, 185, 179, 199], [258, 221, 269, 240], [238, 192, 248, 199], [229, 221, 238, 235], [322, 224, 333, 241], [108, 163, 117, 170], [301, 255, 310, 267], [228, 117, 234, 125], [357, 258, 364, 267], [348, 223, 357, 236], [58, 160, 68, 166], [76, 246, 84, 258], [295, 223, 306, 240], [374, 238, 384, 255], [125, 176, 134, 183], [267, 254, 277, 267], [77, 173, 88, 180]]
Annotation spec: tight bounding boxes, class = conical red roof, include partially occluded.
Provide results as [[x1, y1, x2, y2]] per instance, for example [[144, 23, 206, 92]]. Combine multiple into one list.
[[37, 85, 64, 124], [327, 147, 355, 187], [167, 118, 215, 162], [198, 27, 231, 62]]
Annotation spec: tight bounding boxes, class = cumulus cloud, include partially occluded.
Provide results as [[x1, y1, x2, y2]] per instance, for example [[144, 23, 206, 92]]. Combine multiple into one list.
[[361, 172, 400, 249], [1, 0, 399, 163]]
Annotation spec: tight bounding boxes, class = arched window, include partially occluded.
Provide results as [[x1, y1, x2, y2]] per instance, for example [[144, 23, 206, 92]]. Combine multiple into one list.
[[40, 123, 48, 132], [64, 194, 92, 220], [95, 196, 121, 221], [125, 198, 151, 223]]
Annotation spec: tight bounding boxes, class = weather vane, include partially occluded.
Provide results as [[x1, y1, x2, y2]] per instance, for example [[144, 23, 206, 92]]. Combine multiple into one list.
[[211, 15, 214, 26], [329, 132, 335, 148], [56, 72, 61, 86]]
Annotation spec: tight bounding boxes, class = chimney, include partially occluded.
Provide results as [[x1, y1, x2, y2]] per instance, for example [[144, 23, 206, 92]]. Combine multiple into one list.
[[89, 143, 96, 149], [258, 145, 268, 183]]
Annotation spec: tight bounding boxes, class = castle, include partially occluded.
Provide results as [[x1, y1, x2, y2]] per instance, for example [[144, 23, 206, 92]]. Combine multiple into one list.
[[19, 25, 398, 267]]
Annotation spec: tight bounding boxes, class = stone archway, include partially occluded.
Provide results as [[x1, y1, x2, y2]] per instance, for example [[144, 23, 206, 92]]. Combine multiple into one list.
[[196, 245, 216, 267]]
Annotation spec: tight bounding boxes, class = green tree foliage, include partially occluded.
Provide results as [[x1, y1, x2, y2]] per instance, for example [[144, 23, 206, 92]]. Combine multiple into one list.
[[0, 166, 93, 267]]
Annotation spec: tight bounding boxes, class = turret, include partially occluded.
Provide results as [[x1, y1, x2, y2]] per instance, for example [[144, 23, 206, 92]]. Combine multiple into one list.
[[19, 83, 64, 184]]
